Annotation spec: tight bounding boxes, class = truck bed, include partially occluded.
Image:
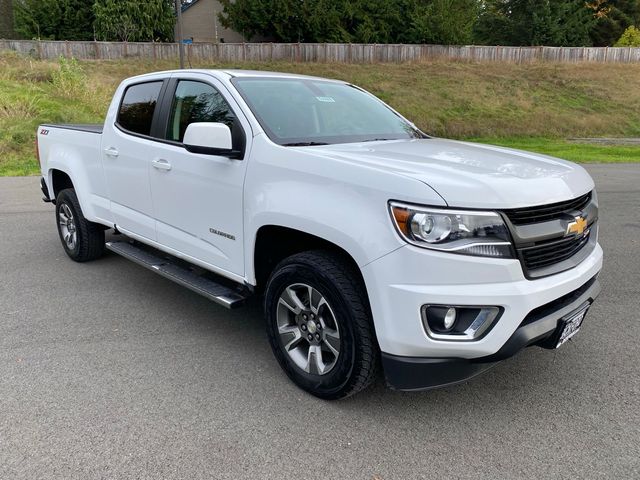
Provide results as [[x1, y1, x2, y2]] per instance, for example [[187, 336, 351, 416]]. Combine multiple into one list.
[[41, 124, 103, 134]]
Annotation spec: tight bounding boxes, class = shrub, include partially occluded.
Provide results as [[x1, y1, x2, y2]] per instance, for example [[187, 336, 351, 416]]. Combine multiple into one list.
[[614, 26, 640, 47], [51, 56, 87, 98]]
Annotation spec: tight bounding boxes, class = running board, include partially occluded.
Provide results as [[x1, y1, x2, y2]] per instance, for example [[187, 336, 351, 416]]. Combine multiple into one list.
[[105, 241, 249, 309]]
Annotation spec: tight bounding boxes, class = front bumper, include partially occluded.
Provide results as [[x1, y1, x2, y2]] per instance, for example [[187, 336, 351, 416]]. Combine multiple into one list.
[[361, 241, 603, 390], [381, 275, 600, 390]]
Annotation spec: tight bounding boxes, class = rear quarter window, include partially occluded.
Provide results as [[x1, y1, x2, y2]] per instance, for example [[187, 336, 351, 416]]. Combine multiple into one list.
[[117, 81, 163, 136]]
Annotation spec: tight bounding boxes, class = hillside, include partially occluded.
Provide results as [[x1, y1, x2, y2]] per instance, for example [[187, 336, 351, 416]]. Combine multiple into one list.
[[1, 52, 640, 175]]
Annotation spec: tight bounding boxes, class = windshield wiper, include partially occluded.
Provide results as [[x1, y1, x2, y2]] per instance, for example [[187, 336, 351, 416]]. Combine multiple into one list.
[[281, 141, 330, 147], [360, 138, 397, 142]]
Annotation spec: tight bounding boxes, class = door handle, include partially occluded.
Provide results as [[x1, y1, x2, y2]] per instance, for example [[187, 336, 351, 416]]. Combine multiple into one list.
[[104, 147, 119, 158], [152, 159, 172, 171]]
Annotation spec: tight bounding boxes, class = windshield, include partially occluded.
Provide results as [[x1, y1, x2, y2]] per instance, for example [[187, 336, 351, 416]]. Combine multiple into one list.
[[231, 77, 425, 146]]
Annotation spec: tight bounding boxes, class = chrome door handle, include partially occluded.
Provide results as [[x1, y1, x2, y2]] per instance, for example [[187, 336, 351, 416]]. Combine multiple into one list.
[[104, 147, 119, 158], [152, 159, 172, 171]]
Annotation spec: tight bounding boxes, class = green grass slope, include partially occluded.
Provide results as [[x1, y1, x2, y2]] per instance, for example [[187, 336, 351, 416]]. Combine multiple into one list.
[[1, 53, 640, 176]]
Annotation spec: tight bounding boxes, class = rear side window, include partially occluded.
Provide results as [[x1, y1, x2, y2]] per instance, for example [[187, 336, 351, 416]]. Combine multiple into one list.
[[117, 81, 163, 136]]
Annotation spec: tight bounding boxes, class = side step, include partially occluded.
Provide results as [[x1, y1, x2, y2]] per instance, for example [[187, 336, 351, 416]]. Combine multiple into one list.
[[105, 241, 249, 309]]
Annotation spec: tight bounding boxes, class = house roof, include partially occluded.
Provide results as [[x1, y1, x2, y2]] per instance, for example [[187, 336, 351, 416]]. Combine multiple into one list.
[[181, 0, 201, 13]]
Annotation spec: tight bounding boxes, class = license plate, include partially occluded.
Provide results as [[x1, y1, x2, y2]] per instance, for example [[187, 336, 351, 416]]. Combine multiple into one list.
[[556, 305, 589, 348]]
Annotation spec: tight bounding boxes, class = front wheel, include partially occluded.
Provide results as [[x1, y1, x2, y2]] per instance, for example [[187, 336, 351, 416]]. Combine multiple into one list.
[[55, 188, 105, 262], [264, 250, 378, 399]]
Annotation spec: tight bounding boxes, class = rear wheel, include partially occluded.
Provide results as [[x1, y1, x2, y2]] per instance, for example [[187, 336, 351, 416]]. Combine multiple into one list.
[[55, 188, 105, 262], [264, 250, 378, 399]]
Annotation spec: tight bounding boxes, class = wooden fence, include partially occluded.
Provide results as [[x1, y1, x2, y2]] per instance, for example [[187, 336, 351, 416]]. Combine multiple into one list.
[[2, 39, 640, 64]]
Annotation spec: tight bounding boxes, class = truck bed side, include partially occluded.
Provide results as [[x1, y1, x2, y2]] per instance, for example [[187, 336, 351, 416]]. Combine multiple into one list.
[[38, 124, 112, 227]]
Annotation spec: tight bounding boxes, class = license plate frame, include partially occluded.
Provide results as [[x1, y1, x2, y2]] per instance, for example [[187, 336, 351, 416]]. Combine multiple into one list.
[[555, 303, 590, 348]]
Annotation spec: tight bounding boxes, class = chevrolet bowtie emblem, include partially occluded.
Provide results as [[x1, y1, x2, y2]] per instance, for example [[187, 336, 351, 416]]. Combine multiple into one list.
[[566, 216, 587, 236]]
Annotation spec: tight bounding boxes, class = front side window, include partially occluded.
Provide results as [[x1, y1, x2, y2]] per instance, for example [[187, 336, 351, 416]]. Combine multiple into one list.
[[166, 80, 238, 143], [231, 77, 424, 146], [117, 81, 163, 136]]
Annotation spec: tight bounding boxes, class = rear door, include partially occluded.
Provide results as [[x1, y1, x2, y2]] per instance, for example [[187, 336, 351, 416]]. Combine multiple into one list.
[[101, 79, 167, 240], [147, 73, 251, 278]]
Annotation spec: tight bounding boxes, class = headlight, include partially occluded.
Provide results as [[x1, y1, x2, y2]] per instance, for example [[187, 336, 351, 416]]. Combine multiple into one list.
[[389, 202, 514, 258]]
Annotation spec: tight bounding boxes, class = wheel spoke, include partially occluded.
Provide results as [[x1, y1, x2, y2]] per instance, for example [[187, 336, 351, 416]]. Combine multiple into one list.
[[313, 296, 328, 316], [306, 345, 326, 375], [306, 285, 316, 309], [323, 328, 340, 356], [278, 297, 298, 314], [279, 325, 302, 352], [58, 212, 68, 224], [284, 287, 306, 313]]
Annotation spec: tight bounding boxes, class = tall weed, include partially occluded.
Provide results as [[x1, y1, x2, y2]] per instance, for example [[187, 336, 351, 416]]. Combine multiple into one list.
[[51, 57, 87, 99]]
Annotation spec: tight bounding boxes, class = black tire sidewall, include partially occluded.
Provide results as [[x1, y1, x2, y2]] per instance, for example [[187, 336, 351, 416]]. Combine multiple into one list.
[[265, 260, 360, 399], [55, 190, 81, 259]]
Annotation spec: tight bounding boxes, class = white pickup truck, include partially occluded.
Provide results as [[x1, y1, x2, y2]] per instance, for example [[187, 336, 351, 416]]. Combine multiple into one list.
[[37, 69, 602, 399]]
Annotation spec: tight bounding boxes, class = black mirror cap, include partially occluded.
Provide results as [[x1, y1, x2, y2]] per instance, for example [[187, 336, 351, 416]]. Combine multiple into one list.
[[184, 143, 243, 159]]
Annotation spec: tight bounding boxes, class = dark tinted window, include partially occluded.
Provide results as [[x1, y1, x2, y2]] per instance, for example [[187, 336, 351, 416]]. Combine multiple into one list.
[[167, 81, 240, 146], [117, 81, 163, 136]]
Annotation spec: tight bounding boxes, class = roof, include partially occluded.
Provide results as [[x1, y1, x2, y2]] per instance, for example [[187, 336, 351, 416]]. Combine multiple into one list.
[[222, 70, 345, 82], [124, 69, 346, 84], [181, 0, 201, 13]]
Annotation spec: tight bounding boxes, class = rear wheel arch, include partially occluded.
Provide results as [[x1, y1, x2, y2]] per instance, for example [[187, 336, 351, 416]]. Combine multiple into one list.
[[50, 169, 74, 199]]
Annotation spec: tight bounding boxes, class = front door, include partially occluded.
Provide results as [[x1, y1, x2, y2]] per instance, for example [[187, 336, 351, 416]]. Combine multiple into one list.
[[148, 75, 250, 277]]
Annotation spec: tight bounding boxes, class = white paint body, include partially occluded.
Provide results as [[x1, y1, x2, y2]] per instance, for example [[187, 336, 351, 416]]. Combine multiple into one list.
[[38, 69, 603, 359]]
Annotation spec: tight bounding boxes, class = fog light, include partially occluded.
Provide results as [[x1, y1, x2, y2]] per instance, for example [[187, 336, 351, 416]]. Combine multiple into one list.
[[422, 305, 502, 341], [443, 307, 457, 330]]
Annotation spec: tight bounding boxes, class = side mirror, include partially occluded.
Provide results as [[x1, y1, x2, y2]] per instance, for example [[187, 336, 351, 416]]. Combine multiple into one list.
[[183, 122, 241, 158]]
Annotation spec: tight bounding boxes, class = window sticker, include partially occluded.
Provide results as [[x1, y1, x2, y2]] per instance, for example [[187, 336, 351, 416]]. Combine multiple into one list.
[[316, 96, 335, 103]]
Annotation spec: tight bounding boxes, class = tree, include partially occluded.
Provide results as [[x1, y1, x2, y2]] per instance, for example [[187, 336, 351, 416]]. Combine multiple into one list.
[[474, 0, 596, 46], [14, 0, 95, 40], [219, 0, 478, 44], [590, 0, 640, 46], [93, 0, 175, 42], [0, 0, 14, 39], [615, 24, 640, 45], [219, 0, 351, 42], [406, 0, 479, 45]]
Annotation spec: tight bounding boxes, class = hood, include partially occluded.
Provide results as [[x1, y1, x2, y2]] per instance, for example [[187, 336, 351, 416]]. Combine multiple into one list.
[[306, 138, 594, 209]]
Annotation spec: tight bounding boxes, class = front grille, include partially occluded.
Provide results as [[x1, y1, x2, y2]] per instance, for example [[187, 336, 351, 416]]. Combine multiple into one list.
[[504, 192, 592, 225], [521, 230, 591, 271]]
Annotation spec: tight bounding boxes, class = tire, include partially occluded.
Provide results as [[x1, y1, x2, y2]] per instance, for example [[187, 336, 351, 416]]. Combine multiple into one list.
[[55, 188, 105, 262], [264, 250, 378, 399]]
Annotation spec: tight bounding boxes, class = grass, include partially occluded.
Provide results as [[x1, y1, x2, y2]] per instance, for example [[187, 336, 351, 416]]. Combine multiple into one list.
[[1, 52, 640, 176], [470, 137, 640, 163]]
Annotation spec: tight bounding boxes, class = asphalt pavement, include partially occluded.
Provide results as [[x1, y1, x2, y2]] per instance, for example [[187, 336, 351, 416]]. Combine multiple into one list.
[[0, 165, 639, 479]]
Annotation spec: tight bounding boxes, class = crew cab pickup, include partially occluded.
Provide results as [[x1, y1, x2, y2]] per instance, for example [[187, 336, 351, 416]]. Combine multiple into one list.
[[37, 70, 602, 399]]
